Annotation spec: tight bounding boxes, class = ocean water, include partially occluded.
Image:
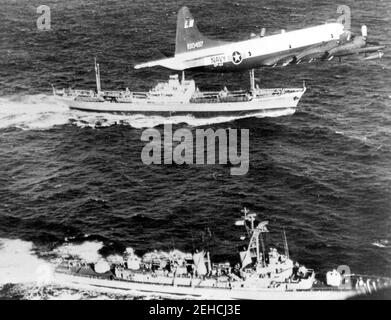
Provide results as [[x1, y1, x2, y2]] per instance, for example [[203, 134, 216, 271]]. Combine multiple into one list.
[[0, 0, 391, 299]]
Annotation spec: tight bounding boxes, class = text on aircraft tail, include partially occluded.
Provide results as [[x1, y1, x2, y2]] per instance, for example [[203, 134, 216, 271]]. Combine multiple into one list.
[[175, 6, 228, 55]]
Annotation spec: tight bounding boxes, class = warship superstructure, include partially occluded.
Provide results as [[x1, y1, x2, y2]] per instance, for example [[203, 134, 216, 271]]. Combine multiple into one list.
[[53, 208, 390, 300]]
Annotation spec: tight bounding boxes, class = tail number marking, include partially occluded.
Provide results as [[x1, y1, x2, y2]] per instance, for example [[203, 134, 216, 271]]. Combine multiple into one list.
[[187, 41, 204, 50]]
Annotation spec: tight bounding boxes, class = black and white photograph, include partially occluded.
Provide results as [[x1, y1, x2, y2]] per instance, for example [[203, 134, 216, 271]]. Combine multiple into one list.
[[0, 0, 390, 306]]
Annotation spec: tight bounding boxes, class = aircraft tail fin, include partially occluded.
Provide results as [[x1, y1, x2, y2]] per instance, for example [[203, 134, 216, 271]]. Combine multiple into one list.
[[175, 6, 227, 55]]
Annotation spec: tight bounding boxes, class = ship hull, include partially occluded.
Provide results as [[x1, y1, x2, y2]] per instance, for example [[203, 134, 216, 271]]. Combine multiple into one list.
[[53, 272, 362, 300], [61, 90, 305, 119]]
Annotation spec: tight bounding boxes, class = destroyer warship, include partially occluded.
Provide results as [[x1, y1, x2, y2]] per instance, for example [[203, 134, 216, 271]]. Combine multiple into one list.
[[53, 60, 306, 119], [53, 208, 391, 300]]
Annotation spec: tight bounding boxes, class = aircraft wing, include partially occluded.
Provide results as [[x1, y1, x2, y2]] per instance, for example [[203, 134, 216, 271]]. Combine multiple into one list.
[[262, 53, 297, 67], [326, 44, 386, 59], [295, 41, 339, 63], [307, 26, 385, 62], [273, 26, 385, 67], [134, 57, 185, 70]]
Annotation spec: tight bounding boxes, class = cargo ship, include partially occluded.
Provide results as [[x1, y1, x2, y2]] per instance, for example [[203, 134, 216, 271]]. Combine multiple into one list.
[[53, 60, 306, 119]]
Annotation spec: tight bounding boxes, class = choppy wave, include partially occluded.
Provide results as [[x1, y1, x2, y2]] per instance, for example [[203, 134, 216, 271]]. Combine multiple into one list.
[[1, 0, 391, 301]]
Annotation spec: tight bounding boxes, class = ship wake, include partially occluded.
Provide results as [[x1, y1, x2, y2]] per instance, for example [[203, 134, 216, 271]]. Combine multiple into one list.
[[0, 94, 256, 130], [0, 238, 53, 288], [0, 238, 196, 300]]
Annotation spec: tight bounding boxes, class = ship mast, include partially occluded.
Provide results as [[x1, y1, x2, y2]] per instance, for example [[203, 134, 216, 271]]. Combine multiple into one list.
[[94, 57, 102, 94], [249, 69, 255, 92], [283, 227, 289, 259]]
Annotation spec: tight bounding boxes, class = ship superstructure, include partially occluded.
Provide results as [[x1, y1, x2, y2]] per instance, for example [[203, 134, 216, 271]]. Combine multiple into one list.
[[53, 60, 306, 119], [53, 208, 390, 299]]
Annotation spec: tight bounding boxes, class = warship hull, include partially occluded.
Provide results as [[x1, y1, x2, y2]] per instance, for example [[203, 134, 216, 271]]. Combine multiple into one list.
[[61, 89, 305, 119], [53, 272, 362, 300]]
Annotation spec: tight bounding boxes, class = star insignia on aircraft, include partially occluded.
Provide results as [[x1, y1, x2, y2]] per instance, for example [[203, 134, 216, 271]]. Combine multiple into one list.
[[232, 51, 243, 64]]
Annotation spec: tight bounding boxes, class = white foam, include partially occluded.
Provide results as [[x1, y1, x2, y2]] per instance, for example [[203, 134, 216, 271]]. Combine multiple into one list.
[[53, 241, 104, 263], [0, 238, 53, 285], [48, 291, 84, 300], [0, 95, 70, 130], [0, 94, 252, 130], [0, 239, 202, 299]]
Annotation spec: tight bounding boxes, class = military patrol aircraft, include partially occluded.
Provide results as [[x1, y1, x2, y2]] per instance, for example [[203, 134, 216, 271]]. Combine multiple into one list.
[[134, 6, 385, 71]]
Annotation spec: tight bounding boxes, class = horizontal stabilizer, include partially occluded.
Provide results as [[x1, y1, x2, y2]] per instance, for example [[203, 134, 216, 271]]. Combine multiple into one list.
[[134, 57, 184, 70]]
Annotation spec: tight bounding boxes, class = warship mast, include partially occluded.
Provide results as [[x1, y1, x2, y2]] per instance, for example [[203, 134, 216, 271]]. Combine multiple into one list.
[[236, 208, 269, 269], [283, 227, 289, 259]]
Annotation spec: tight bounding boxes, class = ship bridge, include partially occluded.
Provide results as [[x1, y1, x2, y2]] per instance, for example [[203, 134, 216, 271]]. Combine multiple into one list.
[[149, 74, 196, 103]]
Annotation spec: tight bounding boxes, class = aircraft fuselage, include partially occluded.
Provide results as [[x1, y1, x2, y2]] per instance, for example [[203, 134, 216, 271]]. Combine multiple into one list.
[[136, 23, 345, 71]]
